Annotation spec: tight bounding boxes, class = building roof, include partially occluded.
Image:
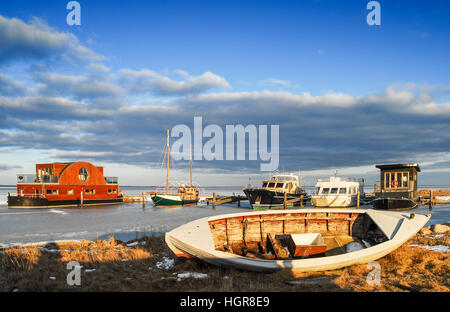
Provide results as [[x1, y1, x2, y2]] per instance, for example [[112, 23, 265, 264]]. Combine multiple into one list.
[[375, 163, 421, 172]]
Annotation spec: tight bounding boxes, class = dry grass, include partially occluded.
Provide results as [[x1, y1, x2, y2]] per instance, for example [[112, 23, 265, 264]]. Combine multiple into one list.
[[1, 233, 448, 292]]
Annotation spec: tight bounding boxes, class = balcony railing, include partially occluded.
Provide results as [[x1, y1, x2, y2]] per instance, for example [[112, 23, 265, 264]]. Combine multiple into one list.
[[105, 176, 118, 184], [317, 177, 365, 183], [16, 174, 59, 184]]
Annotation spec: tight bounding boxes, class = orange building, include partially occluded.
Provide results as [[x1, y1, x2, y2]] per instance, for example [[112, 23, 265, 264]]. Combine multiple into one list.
[[8, 161, 123, 208]]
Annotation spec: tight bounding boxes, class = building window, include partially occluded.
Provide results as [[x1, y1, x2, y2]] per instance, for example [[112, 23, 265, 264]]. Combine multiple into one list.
[[385, 172, 409, 189], [79, 168, 89, 182]]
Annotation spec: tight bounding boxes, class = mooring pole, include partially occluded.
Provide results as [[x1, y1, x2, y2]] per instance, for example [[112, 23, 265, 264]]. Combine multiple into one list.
[[213, 192, 216, 210], [357, 190, 360, 209], [300, 194, 304, 208], [429, 189, 433, 210], [142, 192, 146, 208], [284, 192, 287, 209]]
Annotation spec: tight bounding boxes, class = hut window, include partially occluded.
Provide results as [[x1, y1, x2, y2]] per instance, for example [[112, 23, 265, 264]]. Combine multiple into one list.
[[402, 172, 409, 187], [385, 172, 409, 189], [79, 168, 89, 182], [339, 188, 347, 194], [330, 188, 338, 194]]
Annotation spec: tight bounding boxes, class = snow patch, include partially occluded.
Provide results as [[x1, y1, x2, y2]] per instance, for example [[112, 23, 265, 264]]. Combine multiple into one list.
[[156, 257, 174, 270], [346, 242, 364, 253], [49, 209, 68, 215], [409, 244, 450, 253], [175, 272, 208, 281]]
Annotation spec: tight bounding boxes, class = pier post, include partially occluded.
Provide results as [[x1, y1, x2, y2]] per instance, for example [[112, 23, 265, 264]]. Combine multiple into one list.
[[284, 192, 287, 209], [357, 190, 360, 209], [213, 192, 216, 210], [142, 192, 146, 208], [300, 194, 304, 208], [429, 190, 433, 210]]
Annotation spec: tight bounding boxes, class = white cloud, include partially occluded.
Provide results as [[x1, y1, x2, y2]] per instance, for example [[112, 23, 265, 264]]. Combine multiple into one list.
[[119, 68, 231, 95], [0, 15, 103, 64], [0, 73, 26, 96]]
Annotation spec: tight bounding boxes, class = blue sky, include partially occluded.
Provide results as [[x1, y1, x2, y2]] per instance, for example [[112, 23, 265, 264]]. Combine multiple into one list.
[[0, 0, 450, 186]]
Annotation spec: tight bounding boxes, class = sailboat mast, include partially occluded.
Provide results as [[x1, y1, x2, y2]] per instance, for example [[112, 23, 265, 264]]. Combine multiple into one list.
[[166, 128, 170, 193], [190, 143, 193, 187]]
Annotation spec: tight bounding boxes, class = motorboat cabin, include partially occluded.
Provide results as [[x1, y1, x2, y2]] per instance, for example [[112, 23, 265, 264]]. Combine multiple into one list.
[[244, 173, 308, 209], [311, 176, 364, 208], [373, 163, 420, 210]]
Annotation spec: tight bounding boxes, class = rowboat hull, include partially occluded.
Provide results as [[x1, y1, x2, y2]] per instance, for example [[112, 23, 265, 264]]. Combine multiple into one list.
[[165, 208, 430, 272]]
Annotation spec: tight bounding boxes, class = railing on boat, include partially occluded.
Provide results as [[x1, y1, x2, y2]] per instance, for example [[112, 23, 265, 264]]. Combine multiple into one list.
[[317, 177, 365, 183], [16, 174, 59, 184]]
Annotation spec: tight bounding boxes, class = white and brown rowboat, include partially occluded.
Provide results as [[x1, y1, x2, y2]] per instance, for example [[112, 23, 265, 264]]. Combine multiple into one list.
[[165, 208, 430, 272]]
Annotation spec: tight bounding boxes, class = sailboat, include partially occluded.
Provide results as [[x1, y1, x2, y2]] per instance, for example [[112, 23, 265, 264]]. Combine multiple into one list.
[[150, 129, 199, 206]]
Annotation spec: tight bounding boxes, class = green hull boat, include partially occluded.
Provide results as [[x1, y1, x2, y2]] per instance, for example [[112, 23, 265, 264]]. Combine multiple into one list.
[[151, 193, 199, 206]]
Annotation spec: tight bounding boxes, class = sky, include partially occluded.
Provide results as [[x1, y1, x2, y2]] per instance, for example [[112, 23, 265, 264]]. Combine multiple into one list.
[[0, 0, 450, 187]]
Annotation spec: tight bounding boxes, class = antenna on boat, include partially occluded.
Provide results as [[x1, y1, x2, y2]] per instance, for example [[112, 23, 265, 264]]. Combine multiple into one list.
[[166, 128, 170, 193], [190, 143, 193, 187], [334, 169, 338, 178]]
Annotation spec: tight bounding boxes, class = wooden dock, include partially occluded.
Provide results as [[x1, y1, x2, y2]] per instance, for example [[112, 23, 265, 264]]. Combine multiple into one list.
[[205, 192, 248, 208]]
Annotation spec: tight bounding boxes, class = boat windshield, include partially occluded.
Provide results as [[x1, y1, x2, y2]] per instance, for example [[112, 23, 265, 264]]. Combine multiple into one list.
[[320, 188, 330, 194], [276, 183, 284, 188], [272, 176, 296, 182], [339, 188, 347, 194], [268, 182, 275, 188], [330, 188, 338, 194]]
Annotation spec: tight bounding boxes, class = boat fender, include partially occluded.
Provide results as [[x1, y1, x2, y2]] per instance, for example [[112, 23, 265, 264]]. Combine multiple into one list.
[[392, 180, 399, 187]]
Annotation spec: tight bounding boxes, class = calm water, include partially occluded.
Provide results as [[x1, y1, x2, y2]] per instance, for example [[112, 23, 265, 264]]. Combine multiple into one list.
[[0, 186, 449, 246]]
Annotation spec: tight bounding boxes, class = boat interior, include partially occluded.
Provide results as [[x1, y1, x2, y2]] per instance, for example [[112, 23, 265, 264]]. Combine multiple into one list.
[[208, 212, 388, 260]]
